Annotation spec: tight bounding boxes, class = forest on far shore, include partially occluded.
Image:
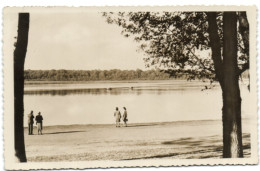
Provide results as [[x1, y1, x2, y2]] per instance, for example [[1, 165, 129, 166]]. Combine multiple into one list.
[[24, 69, 249, 81]]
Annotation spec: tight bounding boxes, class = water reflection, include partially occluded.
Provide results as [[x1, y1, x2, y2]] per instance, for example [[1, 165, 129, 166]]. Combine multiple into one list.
[[24, 80, 221, 96], [24, 87, 200, 96]]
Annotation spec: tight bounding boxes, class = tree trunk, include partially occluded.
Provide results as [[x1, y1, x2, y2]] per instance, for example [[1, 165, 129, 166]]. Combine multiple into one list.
[[206, 12, 223, 85], [222, 12, 243, 158], [14, 13, 30, 162], [207, 12, 243, 158]]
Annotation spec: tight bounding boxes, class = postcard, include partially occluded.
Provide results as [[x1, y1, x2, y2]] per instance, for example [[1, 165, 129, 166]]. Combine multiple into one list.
[[3, 6, 258, 170]]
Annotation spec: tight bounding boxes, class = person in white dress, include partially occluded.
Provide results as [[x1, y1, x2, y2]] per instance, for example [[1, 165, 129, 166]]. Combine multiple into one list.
[[114, 107, 121, 127]]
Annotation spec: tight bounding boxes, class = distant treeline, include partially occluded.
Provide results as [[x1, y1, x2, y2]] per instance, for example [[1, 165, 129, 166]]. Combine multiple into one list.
[[24, 69, 249, 81], [24, 69, 176, 81]]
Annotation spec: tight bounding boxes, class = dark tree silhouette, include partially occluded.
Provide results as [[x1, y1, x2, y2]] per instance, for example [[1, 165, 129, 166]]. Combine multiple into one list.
[[208, 12, 243, 157], [14, 13, 30, 162], [24, 69, 216, 81], [103, 11, 249, 157]]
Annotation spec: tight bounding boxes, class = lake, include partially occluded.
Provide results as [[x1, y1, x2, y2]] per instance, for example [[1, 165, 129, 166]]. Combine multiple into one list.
[[23, 80, 252, 126]]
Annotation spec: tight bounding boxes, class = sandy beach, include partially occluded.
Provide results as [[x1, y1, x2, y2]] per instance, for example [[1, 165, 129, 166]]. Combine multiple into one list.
[[24, 119, 251, 162]]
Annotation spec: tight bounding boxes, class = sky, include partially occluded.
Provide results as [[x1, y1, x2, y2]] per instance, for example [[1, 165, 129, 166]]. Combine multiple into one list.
[[20, 11, 147, 70]]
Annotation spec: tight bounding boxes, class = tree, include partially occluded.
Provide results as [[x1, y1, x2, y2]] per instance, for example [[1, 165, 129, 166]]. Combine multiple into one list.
[[14, 13, 30, 162], [103, 11, 249, 158]]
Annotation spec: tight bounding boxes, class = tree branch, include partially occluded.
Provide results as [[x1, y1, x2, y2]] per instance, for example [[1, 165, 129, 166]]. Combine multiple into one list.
[[238, 62, 249, 75], [238, 12, 249, 77], [238, 12, 249, 58], [187, 47, 215, 73]]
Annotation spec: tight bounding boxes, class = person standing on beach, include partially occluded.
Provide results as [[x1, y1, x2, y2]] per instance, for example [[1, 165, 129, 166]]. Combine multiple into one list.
[[122, 107, 128, 127], [114, 107, 121, 127], [27, 111, 34, 135], [35, 112, 43, 135]]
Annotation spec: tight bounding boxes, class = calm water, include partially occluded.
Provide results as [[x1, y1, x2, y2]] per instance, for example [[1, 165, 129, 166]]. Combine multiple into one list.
[[23, 80, 252, 126]]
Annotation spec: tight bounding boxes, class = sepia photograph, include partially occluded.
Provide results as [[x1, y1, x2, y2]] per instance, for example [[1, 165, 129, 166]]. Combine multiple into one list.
[[3, 6, 258, 170]]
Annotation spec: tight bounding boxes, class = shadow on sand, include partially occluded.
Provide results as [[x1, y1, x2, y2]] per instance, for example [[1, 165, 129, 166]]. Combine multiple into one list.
[[123, 153, 179, 160], [43, 130, 86, 135], [123, 133, 251, 160], [127, 124, 160, 128]]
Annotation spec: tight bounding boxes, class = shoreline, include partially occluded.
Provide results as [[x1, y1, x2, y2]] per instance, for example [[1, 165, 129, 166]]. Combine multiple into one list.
[[24, 79, 225, 85], [24, 79, 192, 84], [23, 118, 251, 129]]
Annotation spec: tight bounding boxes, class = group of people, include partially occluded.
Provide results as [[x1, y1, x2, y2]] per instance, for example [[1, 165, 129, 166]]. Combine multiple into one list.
[[114, 107, 128, 127], [28, 107, 125, 133], [27, 111, 43, 135]]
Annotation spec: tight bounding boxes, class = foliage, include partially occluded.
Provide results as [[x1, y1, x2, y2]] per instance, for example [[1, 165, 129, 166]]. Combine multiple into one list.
[[102, 12, 249, 81]]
